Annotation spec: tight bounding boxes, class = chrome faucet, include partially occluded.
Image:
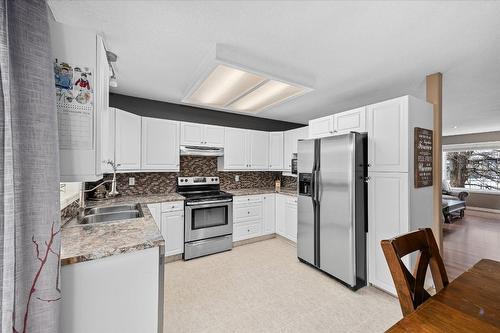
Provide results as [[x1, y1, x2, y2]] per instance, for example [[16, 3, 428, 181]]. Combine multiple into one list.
[[79, 179, 114, 209], [79, 160, 120, 209]]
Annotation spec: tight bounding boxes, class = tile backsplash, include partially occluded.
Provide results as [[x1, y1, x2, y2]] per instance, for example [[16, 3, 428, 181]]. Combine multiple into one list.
[[87, 156, 293, 196]]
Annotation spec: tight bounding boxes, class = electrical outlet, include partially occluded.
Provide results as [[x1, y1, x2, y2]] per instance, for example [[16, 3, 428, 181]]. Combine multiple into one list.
[[129, 177, 135, 186], [235, 175, 240, 182]]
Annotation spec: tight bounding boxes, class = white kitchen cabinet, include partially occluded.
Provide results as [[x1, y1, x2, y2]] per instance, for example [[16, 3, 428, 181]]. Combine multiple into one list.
[[275, 194, 286, 236], [233, 195, 264, 241], [61, 247, 160, 333], [219, 128, 269, 171], [249, 130, 269, 170], [283, 130, 295, 172], [275, 194, 297, 242], [222, 128, 248, 170], [204, 125, 225, 147], [141, 117, 179, 171], [368, 172, 409, 295], [333, 107, 366, 135], [284, 196, 298, 242], [367, 97, 409, 173], [366, 95, 434, 295], [234, 222, 262, 241], [283, 126, 308, 173], [52, 21, 108, 181], [115, 109, 142, 171], [180, 122, 203, 146], [262, 194, 276, 235], [180, 122, 224, 147], [269, 132, 284, 170], [161, 202, 184, 256], [309, 115, 334, 138], [101, 107, 115, 174]]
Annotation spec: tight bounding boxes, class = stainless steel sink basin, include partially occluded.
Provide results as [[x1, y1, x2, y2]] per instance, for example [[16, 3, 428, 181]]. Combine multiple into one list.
[[79, 204, 143, 224], [81, 211, 142, 224], [84, 204, 141, 215]]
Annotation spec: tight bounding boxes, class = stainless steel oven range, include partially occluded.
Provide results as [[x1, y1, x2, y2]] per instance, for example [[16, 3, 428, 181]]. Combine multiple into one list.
[[177, 177, 233, 260]]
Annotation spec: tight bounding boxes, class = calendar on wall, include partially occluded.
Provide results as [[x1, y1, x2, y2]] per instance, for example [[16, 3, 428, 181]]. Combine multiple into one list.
[[54, 61, 94, 150]]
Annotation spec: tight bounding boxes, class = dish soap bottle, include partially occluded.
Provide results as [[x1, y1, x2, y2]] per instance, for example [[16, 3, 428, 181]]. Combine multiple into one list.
[[274, 177, 281, 193]]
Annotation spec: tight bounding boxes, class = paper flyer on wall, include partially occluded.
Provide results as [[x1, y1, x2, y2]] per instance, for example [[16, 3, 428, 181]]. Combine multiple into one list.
[[55, 61, 94, 150]]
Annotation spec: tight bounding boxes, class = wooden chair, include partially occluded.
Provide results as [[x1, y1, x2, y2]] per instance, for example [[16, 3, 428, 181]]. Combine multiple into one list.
[[381, 228, 449, 316]]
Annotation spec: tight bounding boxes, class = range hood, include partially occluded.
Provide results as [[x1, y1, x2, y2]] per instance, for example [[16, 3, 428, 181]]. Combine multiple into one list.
[[180, 145, 224, 157]]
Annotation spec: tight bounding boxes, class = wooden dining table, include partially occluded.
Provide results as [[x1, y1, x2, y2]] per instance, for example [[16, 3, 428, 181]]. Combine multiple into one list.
[[386, 259, 500, 332]]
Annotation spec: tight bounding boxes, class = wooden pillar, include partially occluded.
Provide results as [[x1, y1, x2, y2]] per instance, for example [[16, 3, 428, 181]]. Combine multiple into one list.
[[426, 73, 443, 250]]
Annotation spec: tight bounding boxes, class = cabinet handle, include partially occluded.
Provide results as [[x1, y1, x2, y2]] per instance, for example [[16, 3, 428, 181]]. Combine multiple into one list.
[[248, 211, 250, 214]]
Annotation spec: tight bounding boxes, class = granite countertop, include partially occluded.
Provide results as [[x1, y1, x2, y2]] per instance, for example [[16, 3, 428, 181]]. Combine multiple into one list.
[[84, 193, 185, 208], [226, 187, 297, 197], [60, 189, 298, 266], [61, 193, 185, 266]]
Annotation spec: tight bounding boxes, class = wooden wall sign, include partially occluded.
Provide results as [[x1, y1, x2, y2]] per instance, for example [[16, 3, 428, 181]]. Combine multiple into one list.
[[414, 127, 433, 188]]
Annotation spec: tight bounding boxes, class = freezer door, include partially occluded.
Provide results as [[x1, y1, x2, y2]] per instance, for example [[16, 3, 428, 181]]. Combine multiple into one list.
[[297, 139, 316, 265], [318, 134, 356, 286]]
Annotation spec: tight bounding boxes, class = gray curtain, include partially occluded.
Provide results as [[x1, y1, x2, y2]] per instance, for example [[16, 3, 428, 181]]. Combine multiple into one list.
[[1, 1, 60, 332]]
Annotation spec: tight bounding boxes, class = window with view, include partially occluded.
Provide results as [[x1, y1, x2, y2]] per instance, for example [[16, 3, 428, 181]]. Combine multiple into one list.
[[444, 148, 500, 191]]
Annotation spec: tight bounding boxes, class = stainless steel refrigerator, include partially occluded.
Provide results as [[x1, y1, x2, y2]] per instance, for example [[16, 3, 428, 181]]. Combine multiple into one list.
[[297, 132, 367, 290]]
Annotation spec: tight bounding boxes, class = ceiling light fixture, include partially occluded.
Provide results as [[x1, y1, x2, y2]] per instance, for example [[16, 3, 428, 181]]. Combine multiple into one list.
[[230, 80, 304, 112], [183, 63, 311, 113], [186, 64, 266, 106]]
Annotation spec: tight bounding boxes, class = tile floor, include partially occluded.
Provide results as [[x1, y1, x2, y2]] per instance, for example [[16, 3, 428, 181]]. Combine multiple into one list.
[[164, 238, 401, 332]]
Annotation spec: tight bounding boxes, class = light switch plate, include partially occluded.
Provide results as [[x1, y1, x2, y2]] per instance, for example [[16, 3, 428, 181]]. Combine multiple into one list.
[[129, 177, 135, 186], [235, 175, 240, 182]]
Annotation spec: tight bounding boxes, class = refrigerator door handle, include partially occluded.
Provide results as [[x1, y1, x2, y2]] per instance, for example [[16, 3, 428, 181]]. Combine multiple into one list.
[[315, 170, 321, 203], [310, 170, 314, 202]]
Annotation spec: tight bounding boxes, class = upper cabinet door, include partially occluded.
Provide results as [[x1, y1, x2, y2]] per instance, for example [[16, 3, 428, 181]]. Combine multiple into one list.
[[101, 107, 115, 174], [203, 125, 225, 147], [141, 117, 179, 171], [180, 122, 204, 146], [309, 115, 334, 138], [333, 107, 366, 135], [115, 109, 142, 170], [367, 97, 408, 172], [283, 130, 295, 172], [269, 132, 284, 170], [224, 128, 248, 169], [248, 130, 269, 170]]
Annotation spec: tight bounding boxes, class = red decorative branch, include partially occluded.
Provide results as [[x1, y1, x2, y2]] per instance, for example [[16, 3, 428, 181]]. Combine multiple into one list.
[[14, 221, 61, 333]]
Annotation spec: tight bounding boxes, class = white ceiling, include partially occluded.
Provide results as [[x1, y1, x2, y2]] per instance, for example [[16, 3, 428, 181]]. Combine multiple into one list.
[[48, 1, 500, 135]]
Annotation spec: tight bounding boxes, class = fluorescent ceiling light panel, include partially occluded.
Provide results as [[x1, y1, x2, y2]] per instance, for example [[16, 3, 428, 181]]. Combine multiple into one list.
[[186, 64, 265, 106], [229, 80, 304, 112]]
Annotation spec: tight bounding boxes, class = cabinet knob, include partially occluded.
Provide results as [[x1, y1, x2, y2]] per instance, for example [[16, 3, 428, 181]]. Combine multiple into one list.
[[367, 163, 372, 167], [247, 211, 250, 214]]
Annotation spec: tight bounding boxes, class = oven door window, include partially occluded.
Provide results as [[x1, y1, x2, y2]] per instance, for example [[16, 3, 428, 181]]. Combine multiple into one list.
[[191, 205, 228, 230]]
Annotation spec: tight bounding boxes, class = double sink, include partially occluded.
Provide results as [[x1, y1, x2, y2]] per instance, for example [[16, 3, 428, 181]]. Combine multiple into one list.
[[80, 204, 143, 224]]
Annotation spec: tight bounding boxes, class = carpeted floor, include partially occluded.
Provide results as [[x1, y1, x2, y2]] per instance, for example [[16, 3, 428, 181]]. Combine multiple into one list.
[[164, 237, 401, 332]]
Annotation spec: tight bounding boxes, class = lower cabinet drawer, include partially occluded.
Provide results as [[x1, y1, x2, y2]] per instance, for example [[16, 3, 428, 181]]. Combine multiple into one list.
[[233, 221, 262, 241], [234, 204, 262, 221], [161, 201, 184, 212]]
